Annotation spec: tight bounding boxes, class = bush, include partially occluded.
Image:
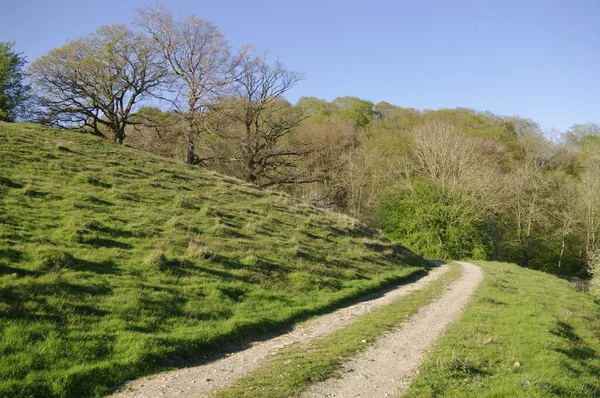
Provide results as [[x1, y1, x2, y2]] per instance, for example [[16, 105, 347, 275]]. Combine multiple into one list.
[[36, 247, 74, 271], [588, 250, 600, 297], [378, 180, 493, 261]]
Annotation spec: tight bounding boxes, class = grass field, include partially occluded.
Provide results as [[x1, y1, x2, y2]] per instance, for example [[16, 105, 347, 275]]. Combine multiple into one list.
[[404, 262, 600, 397], [0, 122, 428, 397]]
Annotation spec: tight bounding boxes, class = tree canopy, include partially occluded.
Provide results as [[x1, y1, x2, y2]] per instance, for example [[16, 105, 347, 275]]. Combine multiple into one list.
[[29, 25, 168, 143], [0, 42, 29, 122]]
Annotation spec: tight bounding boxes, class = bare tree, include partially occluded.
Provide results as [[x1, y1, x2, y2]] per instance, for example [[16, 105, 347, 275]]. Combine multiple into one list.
[[340, 147, 398, 221], [136, 5, 232, 164], [29, 25, 168, 144], [579, 157, 600, 255], [223, 51, 306, 186], [410, 120, 502, 209], [549, 178, 579, 274], [501, 165, 549, 268], [292, 119, 358, 208]]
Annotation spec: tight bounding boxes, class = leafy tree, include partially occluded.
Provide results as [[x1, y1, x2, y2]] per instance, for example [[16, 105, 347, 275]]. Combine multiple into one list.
[[379, 180, 492, 260], [332, 96, 374, 128], [295, 96, 335, 122], [373, 101, 396, 119], [29, 25, 168, 143], [0, 42, 29, 122], [423, 108, 518, 153], [566, 122, 600, 146]]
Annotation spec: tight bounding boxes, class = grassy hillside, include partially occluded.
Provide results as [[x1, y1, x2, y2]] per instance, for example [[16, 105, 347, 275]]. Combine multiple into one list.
[[405, 262, 600, 397], [0, 122, 428, 397]]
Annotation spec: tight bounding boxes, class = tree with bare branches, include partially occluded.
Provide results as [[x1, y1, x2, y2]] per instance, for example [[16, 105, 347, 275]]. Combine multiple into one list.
[[221, 51, 306, 186], [136, 5, 233, 164], [579, 158, 600, 256]]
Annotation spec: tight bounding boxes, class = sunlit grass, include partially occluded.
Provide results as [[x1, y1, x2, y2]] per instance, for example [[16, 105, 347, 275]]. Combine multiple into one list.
[[214, 263, 462, 398], [404, 261, 600, 397], [0, 122, 427, 397]]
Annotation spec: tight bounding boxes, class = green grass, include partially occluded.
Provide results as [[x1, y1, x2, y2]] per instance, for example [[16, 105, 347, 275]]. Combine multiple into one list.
[[213, 263, 463, 398], [404, 261, 600, 397], [0, 122, 429, 397]]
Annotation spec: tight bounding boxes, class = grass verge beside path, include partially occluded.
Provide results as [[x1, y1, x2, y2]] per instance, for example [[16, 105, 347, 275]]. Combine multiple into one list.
[[213, 263, 463, 398], [404, 261, 600, 397]]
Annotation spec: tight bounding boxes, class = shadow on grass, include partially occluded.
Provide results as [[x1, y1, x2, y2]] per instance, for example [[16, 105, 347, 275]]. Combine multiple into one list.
[[86, 196, 114, 207], [0, 247, 23, 262], [193, 264, 256, 284], [295, 250, 325, 263], [73, 258, 119, 275], [84, 237, 132, 249], [551, 319, 600, 377], [0, 176, 23, 189], [86, 177, 112, 189], [0, 262, 40, 277], [0, 276, 112, 323], [85, 223, 134, 239]]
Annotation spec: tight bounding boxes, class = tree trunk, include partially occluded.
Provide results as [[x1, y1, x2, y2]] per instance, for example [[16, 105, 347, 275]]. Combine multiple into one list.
[[186, 100, 198, 165], [186, 120, 196, 165], [245, 121, 256, 183], [558, 234, 566, 275], [248, 157, 256, 183], [114, 126, 125, 145]]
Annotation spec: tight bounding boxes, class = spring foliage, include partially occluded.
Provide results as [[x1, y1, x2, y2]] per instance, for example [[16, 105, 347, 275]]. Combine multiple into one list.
[[0, 42, 28, 122]]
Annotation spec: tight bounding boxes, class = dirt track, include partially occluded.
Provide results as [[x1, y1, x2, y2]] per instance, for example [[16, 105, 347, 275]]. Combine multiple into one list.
[[301, 262, 482, 398], [111, 265, 450, 397]]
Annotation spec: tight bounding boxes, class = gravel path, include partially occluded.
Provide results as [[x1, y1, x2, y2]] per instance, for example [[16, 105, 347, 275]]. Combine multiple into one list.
[[301, 262, 483, 398], [110, 265, 449, 398]]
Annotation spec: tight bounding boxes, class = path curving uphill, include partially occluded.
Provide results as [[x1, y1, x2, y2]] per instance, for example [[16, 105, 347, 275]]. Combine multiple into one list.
[[301, 262, 483, 398], [111, 265, 450, 398]]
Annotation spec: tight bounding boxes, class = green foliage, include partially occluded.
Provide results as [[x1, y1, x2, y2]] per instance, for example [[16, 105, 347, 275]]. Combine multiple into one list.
[[405, 262, 600, 397], [0, 42, 29, 122], [423, 107, 518, 150], [373, 100, 396, 119], [588, 250, 600, 297], [566, 122, 600, 147], [295, 96, 335, 122], [0, 122, 427, 397], [379, 181, 492, 260], [330, 96, 375, 128], [28, 25, 167, 142]]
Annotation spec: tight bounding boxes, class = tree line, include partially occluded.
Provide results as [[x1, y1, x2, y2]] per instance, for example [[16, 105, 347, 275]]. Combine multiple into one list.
[[1, 5, 599, 279]]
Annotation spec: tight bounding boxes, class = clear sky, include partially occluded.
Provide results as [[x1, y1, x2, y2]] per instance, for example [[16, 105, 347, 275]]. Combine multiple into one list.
[[2, 0, 599, 131]]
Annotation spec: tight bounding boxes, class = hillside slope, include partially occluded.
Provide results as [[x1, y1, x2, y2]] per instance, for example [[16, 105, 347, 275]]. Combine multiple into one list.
[[0, 122, 427, 397], [405, 261, 600, 397]]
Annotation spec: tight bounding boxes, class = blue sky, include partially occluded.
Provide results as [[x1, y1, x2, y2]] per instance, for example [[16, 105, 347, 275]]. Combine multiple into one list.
[[2, 0, 599, 131]]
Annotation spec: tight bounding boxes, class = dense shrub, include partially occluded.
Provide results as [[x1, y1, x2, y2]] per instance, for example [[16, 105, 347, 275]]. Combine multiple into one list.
[[378, 180, 492, 260], [588, 250, 600, 297]]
